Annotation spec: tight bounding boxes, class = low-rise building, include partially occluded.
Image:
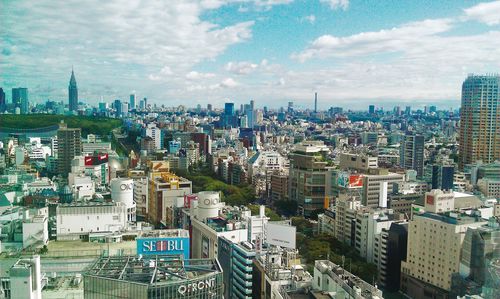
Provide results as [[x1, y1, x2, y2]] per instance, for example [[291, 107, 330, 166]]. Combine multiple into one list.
[[56, 202, 127, 241]]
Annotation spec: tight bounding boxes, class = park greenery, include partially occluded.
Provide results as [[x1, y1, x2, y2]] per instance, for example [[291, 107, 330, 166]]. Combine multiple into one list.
[[0, 114, 122, 138], [174, 166, 257, 207], [292, 217, 378, 284]]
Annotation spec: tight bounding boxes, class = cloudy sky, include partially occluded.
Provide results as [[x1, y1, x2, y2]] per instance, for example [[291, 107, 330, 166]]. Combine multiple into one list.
[[1, 0, 500, 110]]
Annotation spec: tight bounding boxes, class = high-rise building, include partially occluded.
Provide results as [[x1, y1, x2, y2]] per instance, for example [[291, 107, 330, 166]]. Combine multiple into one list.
[[129, 94, 136, 109], [114, 99, 122, 117], [369, 104, 375, 114], [0, 87, 5, 112], [459, 75, 500, 169], [57, 123, 82, 177], [405, 106, 411, 115], [400, 134, 425, 177], [143, 97, 148, 109], [314, 92, 318, 113], [223, 102, 235, 127], [12, 87, 28, 109], [431, 164, 455, 191], [289, 141, 333, 217], [68, 69, 78, 111], [20, 92, 29, 114]]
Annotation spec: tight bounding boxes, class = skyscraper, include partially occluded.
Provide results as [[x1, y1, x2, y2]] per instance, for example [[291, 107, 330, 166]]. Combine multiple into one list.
[[0, 88, 5, 112], [224, 102, 235, 127], [68, 69, 78, 111], [400, 134, 425, 177], [129, 94, 136, 110], [12, 87, 28, 109], [369, 105, 375, 114], [459, 75, 500, 169], [57, 122, 82, 177], [314, 92, 318, 113], [114, 99, 122, 117]]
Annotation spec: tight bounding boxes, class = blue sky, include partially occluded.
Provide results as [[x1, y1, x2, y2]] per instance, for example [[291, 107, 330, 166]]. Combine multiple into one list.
[[1, 0, 500, 109]]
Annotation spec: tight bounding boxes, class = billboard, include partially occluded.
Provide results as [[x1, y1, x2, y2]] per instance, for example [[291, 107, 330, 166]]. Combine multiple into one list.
[[84, 153, 109, 166], [426, 195, 434, 205], [266, 223, 296, 249], [337, 172, 364, 188], [348, 174, 364, 188], [136, 237, 190, 259]]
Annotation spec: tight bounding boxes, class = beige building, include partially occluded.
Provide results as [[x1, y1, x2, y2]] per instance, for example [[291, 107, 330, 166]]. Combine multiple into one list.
[[401, 212, 487, 298], [477, 178, 500, 198]]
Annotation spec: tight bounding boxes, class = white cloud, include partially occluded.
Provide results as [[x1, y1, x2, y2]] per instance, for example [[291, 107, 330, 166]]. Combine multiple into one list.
[[292, 19, 454, 61], [320, 0, 349, 10], [464, 1, 500, 25], [301, 15, 316, 24], [185, 71, 216, 80], [160, 66, 173, 76], [225, 61, 259, 74], [221, 77, 239, 87]]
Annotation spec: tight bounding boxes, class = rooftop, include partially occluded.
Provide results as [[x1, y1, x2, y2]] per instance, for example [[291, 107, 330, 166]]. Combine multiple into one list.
[[138, 229, 189, 239], [85, 255, 221, 285], [314, 260, 382, 299]]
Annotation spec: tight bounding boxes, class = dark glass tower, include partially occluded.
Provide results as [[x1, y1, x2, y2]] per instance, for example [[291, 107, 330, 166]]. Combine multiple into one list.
[[68, 69, 78, 111]]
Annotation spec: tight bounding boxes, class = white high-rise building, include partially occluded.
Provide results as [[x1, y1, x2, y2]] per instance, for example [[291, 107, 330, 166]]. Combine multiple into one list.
[[145, 123, 162, 150]]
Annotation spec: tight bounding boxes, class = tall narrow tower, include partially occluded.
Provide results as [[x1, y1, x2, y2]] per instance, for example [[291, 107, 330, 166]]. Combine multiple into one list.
[[314, 92, 318, 113], [68, 68, 78, 111]]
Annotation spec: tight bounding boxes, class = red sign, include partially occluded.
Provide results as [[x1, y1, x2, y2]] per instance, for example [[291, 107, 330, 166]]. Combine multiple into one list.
[[184, 195, 198, 208], [84, 157, 93, 165], [348, 175, 364, 188], [426, 195, 434, 205], [84, 153, 109, 166]]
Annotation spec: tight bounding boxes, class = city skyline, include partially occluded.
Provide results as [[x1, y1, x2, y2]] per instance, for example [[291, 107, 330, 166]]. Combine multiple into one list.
[[1, 1, 500, 108]]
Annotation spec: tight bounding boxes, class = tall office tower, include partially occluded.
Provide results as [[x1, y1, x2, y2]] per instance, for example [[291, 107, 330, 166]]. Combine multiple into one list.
[[245, 105, 254, 128], [207, 103, 212, 112], [405, 106, 411, 115], [369, 104, 375, 114], [459, 75, 500, 169], [224, 102, 235, 127], [400, 134, 425, 177], [288, 141, 332, 217], [114, 99, 122, 117], [129, 94, 136, 109], [12, 87, 28, 109], [0, 87, 5, 112], [287, 101, 293, 113], [431, 164, 454, 190], [20, 92, 29, 114], [68, 69, 78, 111], [143, 97, 148, 109], [57, 123, 82, 177], [139, 99, 145, 110], [394, 106, 401, 116], [121, 102, 128, 116], [314, 92, 318, 113]]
